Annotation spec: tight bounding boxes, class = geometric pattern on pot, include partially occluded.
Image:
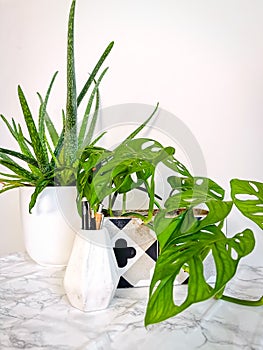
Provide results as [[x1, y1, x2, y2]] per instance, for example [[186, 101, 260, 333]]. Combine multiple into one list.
[[104, 217, 158, 288], [104, 212, 218, 288]]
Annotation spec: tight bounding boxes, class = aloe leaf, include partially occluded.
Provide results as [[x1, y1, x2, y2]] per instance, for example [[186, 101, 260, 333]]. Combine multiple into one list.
[[18, 124, 32, 147], [0, 148, 38, 168], [48, 127, 65, 181], [0, 114, 18, 140], [17, 86, 49, 173], [44, 111, 59, 147], [79, 68, 108, 148], [145, 226, 255, 325], [29, 179, 52, 213], [0, 115, 37, 173], [17, 124, 34, 157], [53, 127, 65, 159], [231, 178, 263, 229], [15, 124, 40, 176], [0, 178, 27, 185], [65, 0, 77, 165], [0, 183, 25, 193], [0, 159, 38, 183], [82, 88, 100, 148], [44, 135, 60, 168], [38, 92, 60, 147], [0, 172, 22, 179], [77, 41, 114, 107], [38, 72, 58, 146]]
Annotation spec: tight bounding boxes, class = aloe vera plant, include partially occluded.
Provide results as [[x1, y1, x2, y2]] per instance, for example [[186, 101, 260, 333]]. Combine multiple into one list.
[[0, 0, 113, 212]]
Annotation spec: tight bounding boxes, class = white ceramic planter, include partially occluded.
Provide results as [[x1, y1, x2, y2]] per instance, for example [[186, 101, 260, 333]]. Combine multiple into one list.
[[64, 228, 119, 312], [19, 186, 80, 267]]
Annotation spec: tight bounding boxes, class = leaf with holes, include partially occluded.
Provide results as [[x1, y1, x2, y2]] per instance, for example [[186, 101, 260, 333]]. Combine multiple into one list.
[[155, 199, 232, 250], [231, 178, 263, 229], [168, 176, 225, 201], [79, 138, 175, 208], [145, 225, 255, 326]]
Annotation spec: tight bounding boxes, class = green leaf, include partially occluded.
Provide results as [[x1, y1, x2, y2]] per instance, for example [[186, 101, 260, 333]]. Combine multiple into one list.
[[0, 159, 38, 183], [124, 103, 159, 141], [17, 124, 34, 158], [77, 41, 114, 107], [0, 114, 18, 140], [0, 183, 25, 193], [231, 178, 263, 229], [154, 200, 232, 250], [163, 155, 192, 178], [38, 72, 58, 151], [145, 226, 255, 326], [44, 110, 60, 147], [0, 147, 38, 168], [38, 72, 58, 148], [65, 0, 77, 164], [17, 86, 49, 173], [86, 138, 175, 208], [29, 179, 52, 213], [78, 68, 108, 148], [168, 176, 225, 201], [0, 114, 37, 173]]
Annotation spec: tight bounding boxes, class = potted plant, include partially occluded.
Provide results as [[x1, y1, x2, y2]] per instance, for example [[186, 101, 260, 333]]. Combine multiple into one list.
[[0, 0, 114, 266], [144, 177, 263, 325], [76, 131, 263, 323]]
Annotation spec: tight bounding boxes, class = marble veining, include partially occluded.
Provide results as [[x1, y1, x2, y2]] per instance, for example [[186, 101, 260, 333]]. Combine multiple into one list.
[[0, 252, 263, 349]]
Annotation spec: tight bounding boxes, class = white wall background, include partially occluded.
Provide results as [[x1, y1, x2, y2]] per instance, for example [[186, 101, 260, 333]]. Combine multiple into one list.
[[0, 0, 262, 263]]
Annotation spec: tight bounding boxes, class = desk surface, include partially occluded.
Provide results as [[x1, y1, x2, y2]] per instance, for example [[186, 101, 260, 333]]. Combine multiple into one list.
[[0, 252, 263, 350]]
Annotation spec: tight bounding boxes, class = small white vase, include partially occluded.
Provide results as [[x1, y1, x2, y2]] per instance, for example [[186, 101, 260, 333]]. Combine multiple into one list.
[[19, 186, 80, 267], [63, 227, 119, 312]]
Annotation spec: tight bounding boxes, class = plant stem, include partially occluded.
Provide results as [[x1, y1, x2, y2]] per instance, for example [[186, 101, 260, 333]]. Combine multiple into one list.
[[122, 193, 126, 214], [217, 294, 263, 306], [108, 193, 113, 217]]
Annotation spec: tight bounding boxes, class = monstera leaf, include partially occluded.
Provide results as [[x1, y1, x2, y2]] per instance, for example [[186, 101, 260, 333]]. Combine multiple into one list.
[[154, 176, 231, 250], [145, 225, 255, 326], [85, 138, 175, 207], [167, 176, 225, 201], [231, 179, 263, 229], [155, 200, 232, 250]]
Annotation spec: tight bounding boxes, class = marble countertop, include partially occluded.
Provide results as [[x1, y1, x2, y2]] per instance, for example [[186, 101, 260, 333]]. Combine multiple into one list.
[[0, 252, 263, 350]]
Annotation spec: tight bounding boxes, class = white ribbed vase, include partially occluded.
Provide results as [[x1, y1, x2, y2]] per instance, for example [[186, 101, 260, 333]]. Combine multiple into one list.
[[63, 227, 119, 312]]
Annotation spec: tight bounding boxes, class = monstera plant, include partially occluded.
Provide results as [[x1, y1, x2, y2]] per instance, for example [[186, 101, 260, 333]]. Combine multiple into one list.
[[144, 177, 263, 325], [77, 135, 263, 325]]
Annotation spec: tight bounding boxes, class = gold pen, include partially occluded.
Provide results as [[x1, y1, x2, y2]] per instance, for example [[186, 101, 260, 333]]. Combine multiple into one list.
[[95, 203, 104, 230]]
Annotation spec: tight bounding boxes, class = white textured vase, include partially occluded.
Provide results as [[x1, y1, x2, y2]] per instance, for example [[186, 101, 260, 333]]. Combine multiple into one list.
[[19, 186, 80, 267], [63, 228, 119, 312]]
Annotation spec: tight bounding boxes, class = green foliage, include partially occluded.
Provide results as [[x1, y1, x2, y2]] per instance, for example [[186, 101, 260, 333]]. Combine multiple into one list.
[[1, 0, 262, 327], [144, 176, 263, 326], [231, 178, 263, 229], [145, 225, 255, 325], [77, 105, 170, 220], [0, 0, 113, 211]]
